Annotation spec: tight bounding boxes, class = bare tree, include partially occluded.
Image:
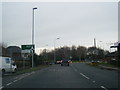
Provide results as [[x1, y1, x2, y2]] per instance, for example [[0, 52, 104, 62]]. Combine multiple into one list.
[[0, 42, 7, 56], [76, 46, 87, 61]]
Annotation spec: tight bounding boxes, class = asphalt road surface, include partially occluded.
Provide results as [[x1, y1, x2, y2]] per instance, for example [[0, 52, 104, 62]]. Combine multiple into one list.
[[2, 63, 119, 89]]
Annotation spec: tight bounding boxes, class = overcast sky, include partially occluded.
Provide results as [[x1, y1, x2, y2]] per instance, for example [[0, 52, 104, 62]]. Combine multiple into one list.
[[2, 2, 118, 54]]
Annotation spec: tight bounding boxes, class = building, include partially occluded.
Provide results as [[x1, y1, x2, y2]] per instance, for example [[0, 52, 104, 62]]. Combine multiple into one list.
[[6, 46, 22, 61]]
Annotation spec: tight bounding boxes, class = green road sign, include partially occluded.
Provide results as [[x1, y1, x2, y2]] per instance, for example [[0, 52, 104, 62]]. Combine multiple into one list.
[[21, 45, 35, 50]]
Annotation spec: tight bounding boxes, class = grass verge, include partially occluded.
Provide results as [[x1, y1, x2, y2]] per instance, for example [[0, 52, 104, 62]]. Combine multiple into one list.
[[14, 65, 49, 75], [86, 62, 120, 69], [98, 62, 120, 69]]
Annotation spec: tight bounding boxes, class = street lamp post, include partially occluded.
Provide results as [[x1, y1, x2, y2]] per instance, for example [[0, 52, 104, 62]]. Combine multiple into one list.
[[44, 44, 48, 60], [32, 7, 37, 68], [54, 38, 60, 63]]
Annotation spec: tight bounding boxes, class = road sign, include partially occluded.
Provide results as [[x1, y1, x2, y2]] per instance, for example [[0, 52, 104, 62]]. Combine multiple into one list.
[[21, 45, 35, 50], [21, 50, 31, 53]]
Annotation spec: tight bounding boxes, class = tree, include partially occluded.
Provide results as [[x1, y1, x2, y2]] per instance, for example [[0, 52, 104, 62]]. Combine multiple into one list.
[[87, 47, 105, 61], [0, 42, 7, 56], [76, 46, 87, 61], [71, 45, 78, 61]]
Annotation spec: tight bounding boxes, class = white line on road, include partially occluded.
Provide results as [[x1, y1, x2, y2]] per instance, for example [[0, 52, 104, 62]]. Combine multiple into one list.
[[92, 81, 96, 83], [101, 86, 108, 90], [18, 78, 22, 80], [80, 73, 90, 79], [31, 71, 35, 74], [6, 82, 12, 86], [13, 80, 18, 82], [14, 77, 18, 79], [0, 86, 4, 89], [27, 73, 30, 75]]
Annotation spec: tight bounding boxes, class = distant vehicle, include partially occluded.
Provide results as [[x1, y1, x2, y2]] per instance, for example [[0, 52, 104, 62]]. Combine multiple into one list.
[[68, 60, 72, 63], [61, 59, 69, 66], [49, 62, 54, 65], [0, 56, 17, 74], [56, 60, 61, 64], [91, 60, 100, 63]]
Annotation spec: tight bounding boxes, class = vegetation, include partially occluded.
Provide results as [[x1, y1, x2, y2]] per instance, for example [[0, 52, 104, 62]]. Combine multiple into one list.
[[14, 65, 49, 75], [37, 45, 107, 63], [1, 42, 119, 68]]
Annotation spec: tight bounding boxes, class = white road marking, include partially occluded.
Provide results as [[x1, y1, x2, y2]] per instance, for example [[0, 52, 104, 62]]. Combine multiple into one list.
[[32, 72, 35, 74], [14, 77, 18, 79], [22, 74, 25, 75], [92, 81, 96, 83], [0, 86, 4, 89], [13, 80, 18, 82], [18, 78, 22, 80], [80, 73, 90, 79], [6, 82, 12, 86], [101, 86, 108, 90]]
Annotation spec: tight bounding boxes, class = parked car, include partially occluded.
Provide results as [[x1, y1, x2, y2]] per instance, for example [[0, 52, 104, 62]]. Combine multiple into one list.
[[61, 59, 69, 66]]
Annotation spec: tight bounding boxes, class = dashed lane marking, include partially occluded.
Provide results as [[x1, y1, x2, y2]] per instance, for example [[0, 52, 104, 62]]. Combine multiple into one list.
[[101, 86, 108, 90], [80, 73, 90, 79], [31, 72, 35, 74], [14, 77, 18, 79], [13, 80, 18, 82], [6, 82, 12, 86], [0, 86, 4, 89]]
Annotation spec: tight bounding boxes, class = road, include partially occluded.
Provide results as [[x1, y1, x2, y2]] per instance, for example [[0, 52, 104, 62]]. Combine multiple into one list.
[[2, 63, 119, 89]]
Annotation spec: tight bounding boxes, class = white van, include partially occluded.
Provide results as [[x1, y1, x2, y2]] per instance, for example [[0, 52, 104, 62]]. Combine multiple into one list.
[[0, 56, 17, 74]]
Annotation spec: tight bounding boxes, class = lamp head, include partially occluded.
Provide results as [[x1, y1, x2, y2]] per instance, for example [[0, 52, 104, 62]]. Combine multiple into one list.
[[33, 7, 37, 9]]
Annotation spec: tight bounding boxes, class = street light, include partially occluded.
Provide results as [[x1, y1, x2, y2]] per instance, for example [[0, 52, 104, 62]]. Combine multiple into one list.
[[54, 38, 60, 63], [32, 7, 37, 68], [44, 44, 48, 60]]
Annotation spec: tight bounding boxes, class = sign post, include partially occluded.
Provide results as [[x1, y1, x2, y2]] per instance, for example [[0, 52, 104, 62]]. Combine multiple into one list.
[[21, 45, 35, 68]]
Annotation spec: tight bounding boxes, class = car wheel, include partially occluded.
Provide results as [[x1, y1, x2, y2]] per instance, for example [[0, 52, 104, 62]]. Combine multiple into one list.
[[13, 68, 17, 73], [2, 69, 5, 74]]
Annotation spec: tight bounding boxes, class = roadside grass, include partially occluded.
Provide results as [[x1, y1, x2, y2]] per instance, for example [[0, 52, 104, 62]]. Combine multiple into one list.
[[14, 65, 49, 75], [86, 61, 120, 69], [86, 62, 99, 67], [72, 61, 85, 63], [98, 62, 120, 69]]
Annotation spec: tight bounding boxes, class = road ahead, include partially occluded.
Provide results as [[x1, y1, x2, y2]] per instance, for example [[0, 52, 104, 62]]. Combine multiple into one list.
[[2, 63, 119, 89]]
